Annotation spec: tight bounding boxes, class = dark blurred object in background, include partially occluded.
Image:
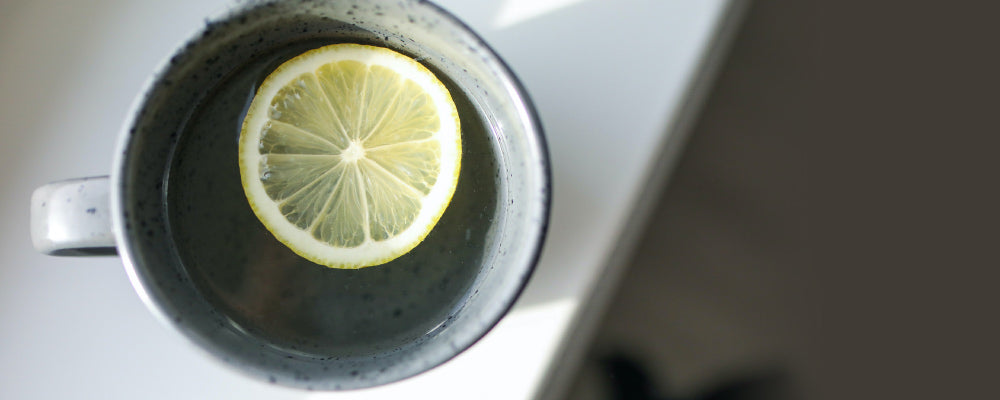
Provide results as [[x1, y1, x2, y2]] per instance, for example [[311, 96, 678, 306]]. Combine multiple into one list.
[[599, 353, 792, 400]]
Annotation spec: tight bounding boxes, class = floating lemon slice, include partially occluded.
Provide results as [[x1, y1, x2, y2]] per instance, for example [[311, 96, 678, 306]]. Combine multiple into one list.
[[239, 43, 461, 269]]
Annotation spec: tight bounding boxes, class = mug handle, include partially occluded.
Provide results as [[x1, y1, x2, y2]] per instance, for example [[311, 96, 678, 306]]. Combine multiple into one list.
[[30, 176, 117, 256]]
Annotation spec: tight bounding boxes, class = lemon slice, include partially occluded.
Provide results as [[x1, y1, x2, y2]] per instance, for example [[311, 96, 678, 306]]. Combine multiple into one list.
[[239, 43, 461, 269]]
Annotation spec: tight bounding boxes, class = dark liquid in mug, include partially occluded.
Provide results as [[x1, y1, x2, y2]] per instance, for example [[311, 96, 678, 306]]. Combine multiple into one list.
[[166, 37, 501, 357]]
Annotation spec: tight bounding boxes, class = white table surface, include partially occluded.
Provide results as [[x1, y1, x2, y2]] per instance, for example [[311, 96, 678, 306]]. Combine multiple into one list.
[[0, 0, 740, 398]]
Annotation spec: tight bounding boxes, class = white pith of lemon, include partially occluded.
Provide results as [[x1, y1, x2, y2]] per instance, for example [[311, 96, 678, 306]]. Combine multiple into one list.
[[239, 43, 461, 269]]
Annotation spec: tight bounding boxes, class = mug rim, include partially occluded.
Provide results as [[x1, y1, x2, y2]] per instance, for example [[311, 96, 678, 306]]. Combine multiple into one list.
[[109, 0, 550, 391]]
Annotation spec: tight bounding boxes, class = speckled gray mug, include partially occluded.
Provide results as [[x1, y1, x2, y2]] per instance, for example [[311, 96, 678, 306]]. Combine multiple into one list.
[[29, 0, 548, 391]]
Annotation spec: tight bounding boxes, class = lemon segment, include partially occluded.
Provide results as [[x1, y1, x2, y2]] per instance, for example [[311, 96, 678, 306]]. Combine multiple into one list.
[[239, 44, 461, 268]]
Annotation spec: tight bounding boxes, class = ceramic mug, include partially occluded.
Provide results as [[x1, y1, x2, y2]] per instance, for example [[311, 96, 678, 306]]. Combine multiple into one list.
[[29, 0, 549, 390]]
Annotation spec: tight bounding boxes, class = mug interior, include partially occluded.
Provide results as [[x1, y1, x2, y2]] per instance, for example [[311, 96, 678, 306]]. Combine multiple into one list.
[[112, 0, 548, 390]]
